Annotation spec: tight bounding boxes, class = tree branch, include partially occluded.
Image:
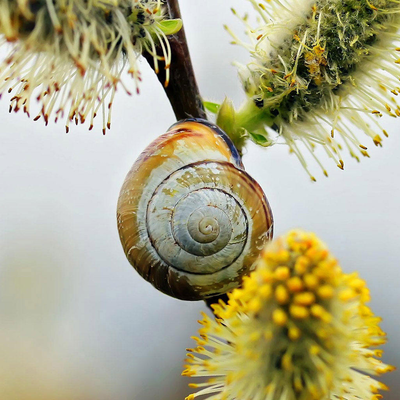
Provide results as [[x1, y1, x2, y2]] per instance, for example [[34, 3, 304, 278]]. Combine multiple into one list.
[[144, 0, 206, 120]]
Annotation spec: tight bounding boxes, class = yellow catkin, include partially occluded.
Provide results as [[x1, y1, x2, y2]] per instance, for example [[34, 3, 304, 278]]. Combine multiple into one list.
[[185, 230, 394, 400]]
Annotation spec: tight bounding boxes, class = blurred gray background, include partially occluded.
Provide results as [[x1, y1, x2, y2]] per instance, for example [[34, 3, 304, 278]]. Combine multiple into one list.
[[0, 1, 398, 399]]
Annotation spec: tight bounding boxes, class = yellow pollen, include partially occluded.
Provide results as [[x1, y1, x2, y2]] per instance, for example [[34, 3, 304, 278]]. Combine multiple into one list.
[[311, 304, 332, 322], [294, 292, 315, 306], [248, 297, 262, 313], [275, 284, 290, 304], [378, 382, 390, 391], [294, 256, 310, 274], [349, 277, 365, 290], [374, 349, 384, 358], [288, 326, 301, 340], [190, 336, 205, 346], [317, 285, 335, 299], [229, 288, 242, 300], [361, 150, 370, 157], [182, 369, 195, 377], [373, 135, 382, 146], [309, 345, 320, 355], [275, 266, 290, 280], [264, 249, 290, 264], [290, 305, 310, 319], [243, 277, 258, 293], [304, 273, 319, 289], [259, 284, 272, 298], [259, 268, 273, 282], [272, 308, 288, 326], [310, 304, 324, 318], [339, 288, 358, 302], [211, 304, 223, 315], [287, 276, 304, 292]]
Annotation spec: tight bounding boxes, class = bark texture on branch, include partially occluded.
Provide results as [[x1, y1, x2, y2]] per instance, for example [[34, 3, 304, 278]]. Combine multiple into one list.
[[144, 0, 206, 120]]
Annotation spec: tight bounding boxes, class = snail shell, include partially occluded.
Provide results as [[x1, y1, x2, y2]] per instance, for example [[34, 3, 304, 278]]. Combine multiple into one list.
[[117, 119, 273, 300]]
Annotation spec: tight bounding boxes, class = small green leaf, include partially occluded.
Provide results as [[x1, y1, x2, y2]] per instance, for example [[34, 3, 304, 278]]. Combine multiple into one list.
[[158, 19, 183, 36], [248, 131, 271, 146], [217, 98, 236, 136], [203, 101, 221, 114]]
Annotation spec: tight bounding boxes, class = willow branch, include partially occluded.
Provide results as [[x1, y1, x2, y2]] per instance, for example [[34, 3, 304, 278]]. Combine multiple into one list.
[[143, 0, 206, 120]]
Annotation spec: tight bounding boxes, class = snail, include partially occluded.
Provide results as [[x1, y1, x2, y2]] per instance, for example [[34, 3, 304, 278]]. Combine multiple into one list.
[[117, 119, 273, 300]]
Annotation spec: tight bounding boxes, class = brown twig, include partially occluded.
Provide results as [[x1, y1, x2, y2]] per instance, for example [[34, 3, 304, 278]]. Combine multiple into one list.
[[143, 0, 206, 120]]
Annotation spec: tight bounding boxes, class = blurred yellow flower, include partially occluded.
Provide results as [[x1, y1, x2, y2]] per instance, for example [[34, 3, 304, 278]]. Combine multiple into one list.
[[184, 230, 394, 400]]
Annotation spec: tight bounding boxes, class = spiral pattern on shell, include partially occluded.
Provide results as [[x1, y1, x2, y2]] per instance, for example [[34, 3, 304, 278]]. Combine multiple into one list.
[[117, 119, 274, 300]]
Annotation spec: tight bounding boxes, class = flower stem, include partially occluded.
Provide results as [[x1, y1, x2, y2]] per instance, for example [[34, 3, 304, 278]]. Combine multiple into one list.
[[144, 0, 206, 120], [216, 98, 275, 154], [235, 99, 274, 133]]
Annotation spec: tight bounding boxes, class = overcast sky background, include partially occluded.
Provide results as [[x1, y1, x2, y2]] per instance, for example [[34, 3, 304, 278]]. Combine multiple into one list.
[[0, 1, 398, 399]]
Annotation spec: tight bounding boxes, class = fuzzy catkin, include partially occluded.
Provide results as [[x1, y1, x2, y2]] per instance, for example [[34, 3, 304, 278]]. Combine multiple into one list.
[[234, 0, 400, 176], [184, 230, 394, 400], [245, 0, 397, 119], [0, 0, 171, 132]]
